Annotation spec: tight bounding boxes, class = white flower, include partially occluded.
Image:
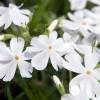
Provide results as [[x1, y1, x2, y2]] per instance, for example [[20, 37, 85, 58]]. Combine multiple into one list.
[[69, 0, 100, 10], [59, 10, 98, 38], [0, 3, 32, 29], [94, 96, 100, 100], [26, 31, 71, 71], [63, 45, 100, 92], [61, 80, 93, 100], [63, 32, 79, 43], [0, 37, 33, 81]]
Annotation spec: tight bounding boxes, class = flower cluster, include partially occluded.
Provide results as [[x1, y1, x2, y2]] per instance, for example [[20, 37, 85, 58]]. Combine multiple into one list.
[[0, 2, 100, 100]]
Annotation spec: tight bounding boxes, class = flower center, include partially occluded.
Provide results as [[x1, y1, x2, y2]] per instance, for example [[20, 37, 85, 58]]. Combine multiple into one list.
[[48, 44, 52, 50], [80, 21, 87, 26], [15, 55, 20, 61], [85, 70, 91, 75]]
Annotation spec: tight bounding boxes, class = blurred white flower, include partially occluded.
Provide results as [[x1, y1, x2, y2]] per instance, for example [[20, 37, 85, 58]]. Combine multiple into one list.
[[26, 31, 72, 71], [69, 0, 100, 10], [63, 45, 100, 92], [84, 8, 100, 35], [0, 37, 33, 81], [0, 3, 32, 29], [63, 32, 79, 43], [61, 80, 93, 100], [60, 10, 98, 38]]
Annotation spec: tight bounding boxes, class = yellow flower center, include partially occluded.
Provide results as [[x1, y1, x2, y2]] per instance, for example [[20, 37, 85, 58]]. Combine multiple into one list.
[[15, 55, 20, 61], [48, 44, 52, 50], [85, 70, 91, 75], [81, 21, 87, 25]]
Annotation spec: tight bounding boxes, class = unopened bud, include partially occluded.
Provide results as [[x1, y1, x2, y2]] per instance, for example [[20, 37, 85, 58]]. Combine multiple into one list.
[[48, 19, 58, 32], [53, 75, 65, 95]]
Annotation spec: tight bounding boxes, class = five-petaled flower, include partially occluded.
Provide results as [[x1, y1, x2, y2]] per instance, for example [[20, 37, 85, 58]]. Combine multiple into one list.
[[0, 3, 32, 29], [63, 45, 100, 91], [0, 37, 33, 81], [26, 31, 70, 71]]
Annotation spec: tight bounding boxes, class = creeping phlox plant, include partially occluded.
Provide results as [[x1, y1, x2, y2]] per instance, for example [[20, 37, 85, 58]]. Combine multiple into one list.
[[0, 0, 100, 100]]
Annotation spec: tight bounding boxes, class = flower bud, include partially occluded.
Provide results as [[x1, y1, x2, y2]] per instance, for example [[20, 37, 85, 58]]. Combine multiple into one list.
[[53, 75, 65, 95], [48, 19, 58, 32]]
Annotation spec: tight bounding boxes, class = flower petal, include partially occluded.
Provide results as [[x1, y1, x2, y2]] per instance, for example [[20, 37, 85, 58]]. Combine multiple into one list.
[[20, 9, 32, 16], [49, 31, 58, 42], [84, 52, 99, 70], [18, 61, 33, 78], [94, 96, 100, 100], [0, 61, 17, 81], [31, 37, 47, 50], [63, 52, 84, 73], [90, 0, 100, 5], [11, 9, 29, 26], [61, 94, 74, 100], [50, 52, 64, 71], [31, 51, 49, 70], [69, 74, 87, 87], [0, 44, 12, 62], [10, 37, 25, 54], [69, 0, 87, 10], [60, 19, 79, 30], [92, 68, 100, 81]]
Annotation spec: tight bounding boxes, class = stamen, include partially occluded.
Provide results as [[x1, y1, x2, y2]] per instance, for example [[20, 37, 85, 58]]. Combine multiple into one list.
[[15, 55, 20, 60]]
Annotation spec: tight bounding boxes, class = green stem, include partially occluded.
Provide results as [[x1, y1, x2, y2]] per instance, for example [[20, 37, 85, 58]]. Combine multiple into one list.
[[15, 78, 34, 100], [7, 86, 13, 100], [69, 71, 72, 81]]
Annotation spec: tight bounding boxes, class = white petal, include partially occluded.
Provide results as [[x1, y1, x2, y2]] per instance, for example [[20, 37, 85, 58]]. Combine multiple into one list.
[[31, 51, 49, 70], [79, 28, 91, 38], [1, 11, 12, 29], [84, 52, 99, 70], [50, 55, 58, 71], [18, 61, 33, 78], [11, 9, 29, 26], [0, 61, 17, 81], [31, 37, 47, 50], [69, 0, 87, 10], [69, 85, 80, 96], [68, 11, 85, 21], [22, 49, 35, 60], [60, 19, 79, 30], [92, 68, 100, 81], [26, 46, 42, 52], [64, 52, 84, 73], [89, 77, 100, 96], [69, 74, 87, 87], [51, 52, 64, 70], [49, 31, 58, 42], [10, 37, 24, 53], [90, 0, 100, 5], [50, 52, 64, 71], [61, 94, 74, 100], [63, 32, 71, 41], [20, 9, 32, 16], [38, 35, 49, 45], [0, 45, 12, 62], [0, 7, 7, 14], [75, 44, 92, 54], [54, 38, 67, 53], [94, 96, 100, 100]]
